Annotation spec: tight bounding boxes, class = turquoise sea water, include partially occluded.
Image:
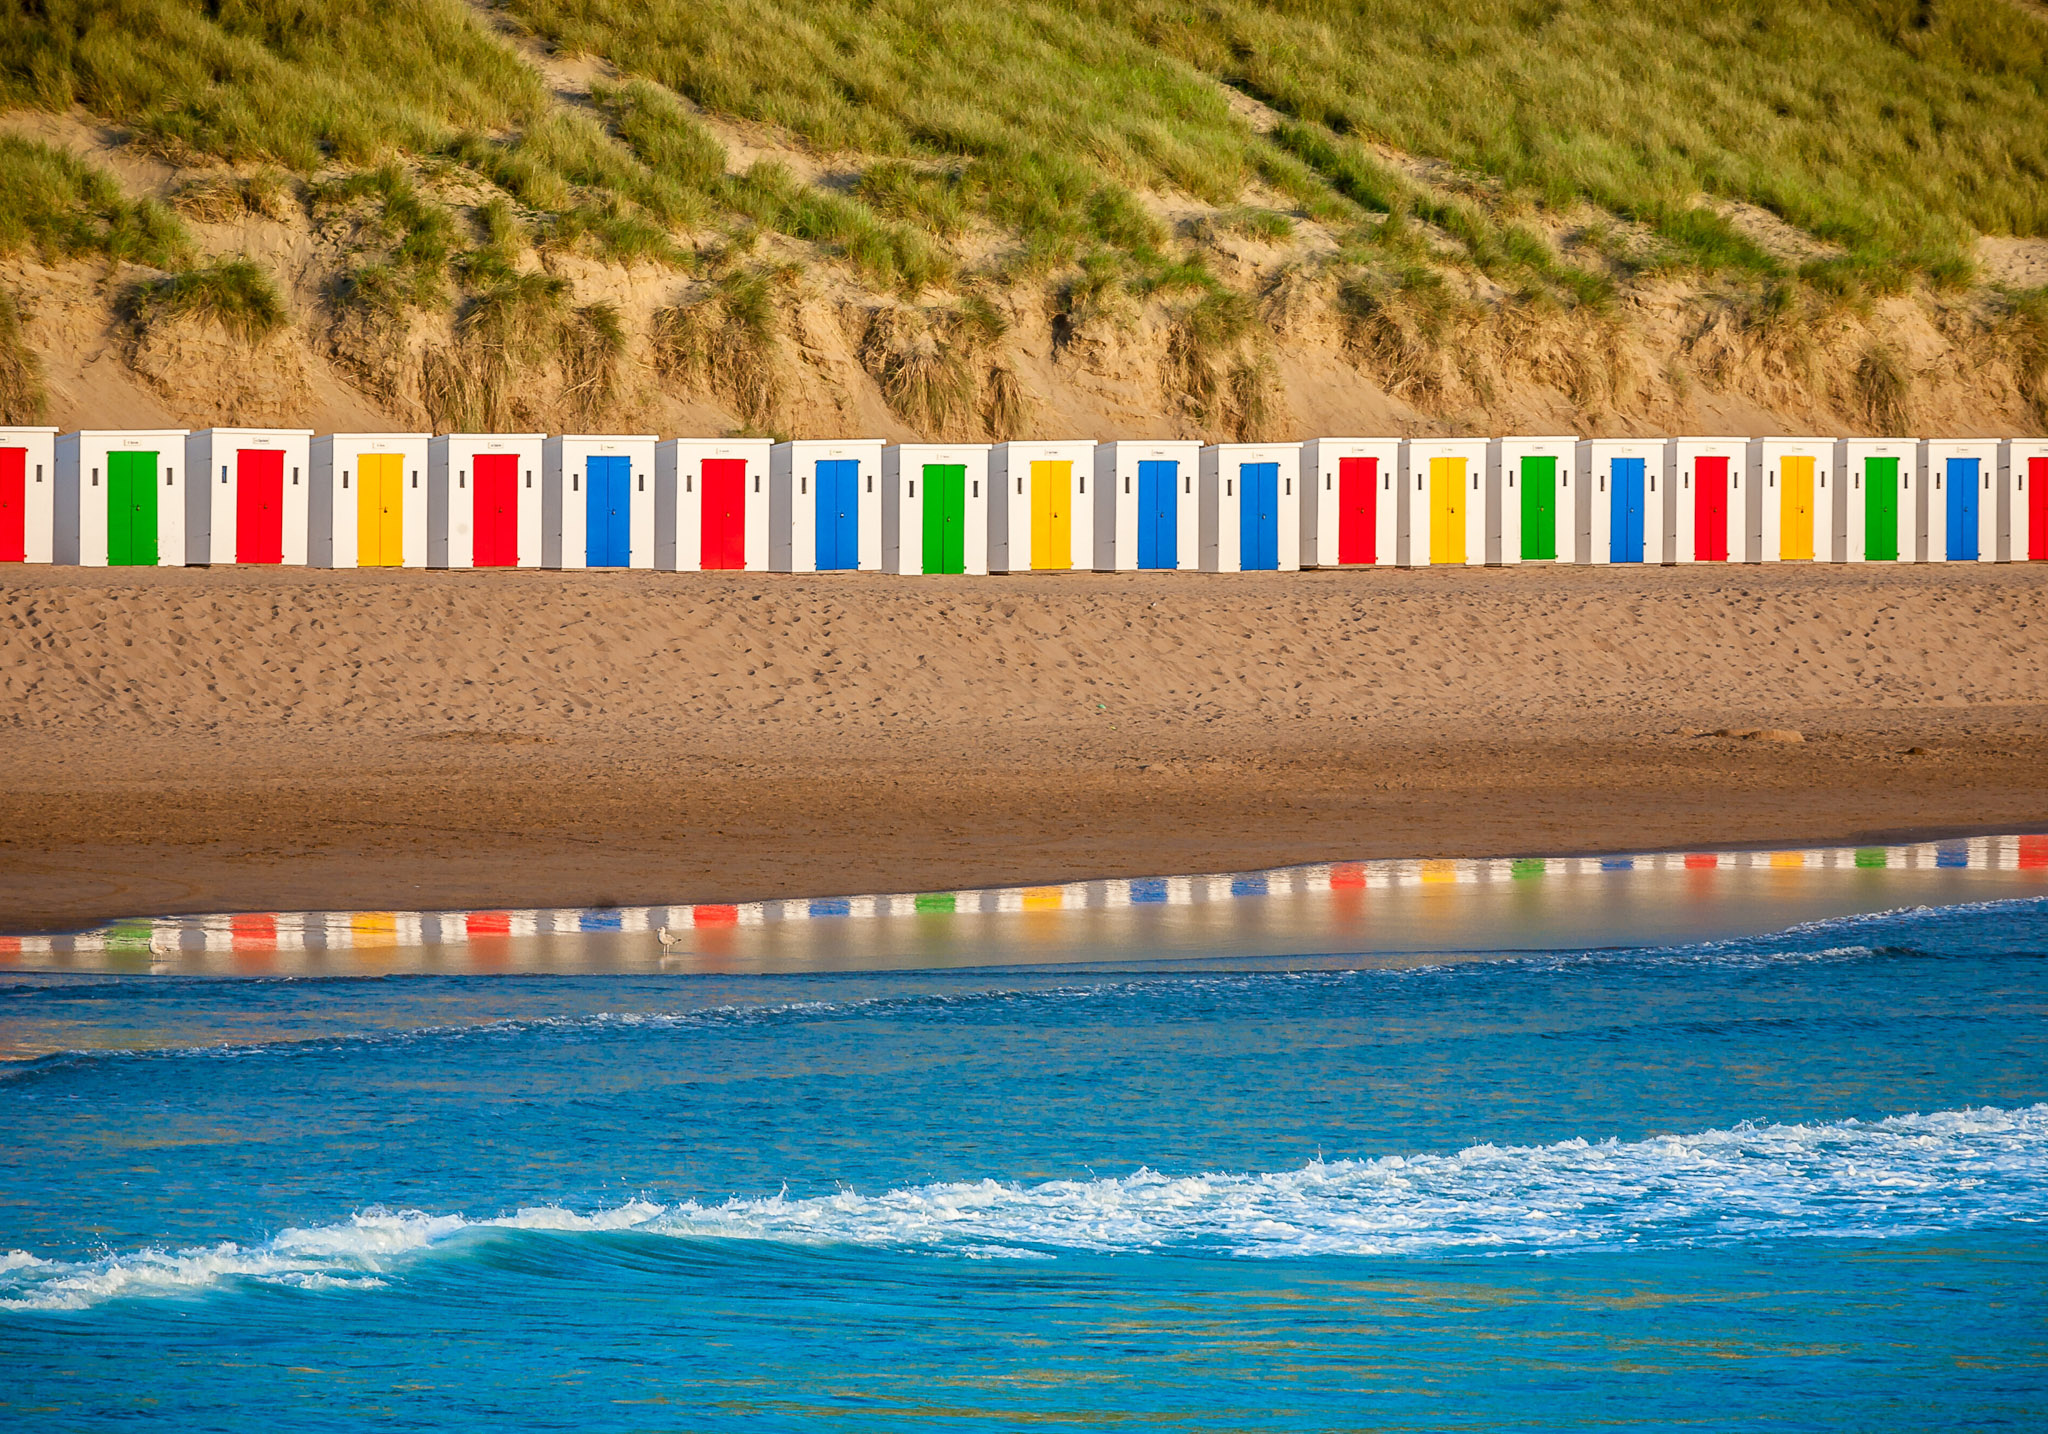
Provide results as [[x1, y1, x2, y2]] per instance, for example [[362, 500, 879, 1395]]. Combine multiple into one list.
[[3, 886, 2046, 1428]]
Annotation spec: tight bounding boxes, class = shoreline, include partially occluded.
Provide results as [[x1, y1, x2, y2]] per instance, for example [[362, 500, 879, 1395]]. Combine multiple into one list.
[[4, 819, 2047, 940], [5, 564, 2046, 932]]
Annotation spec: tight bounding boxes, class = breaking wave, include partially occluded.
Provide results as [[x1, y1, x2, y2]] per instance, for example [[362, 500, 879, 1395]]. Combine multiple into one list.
[[7, 1103, 2044, 1312]]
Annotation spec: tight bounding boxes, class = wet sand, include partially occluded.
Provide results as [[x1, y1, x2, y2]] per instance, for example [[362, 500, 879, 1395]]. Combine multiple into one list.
[[3, 563, 2044, 931]]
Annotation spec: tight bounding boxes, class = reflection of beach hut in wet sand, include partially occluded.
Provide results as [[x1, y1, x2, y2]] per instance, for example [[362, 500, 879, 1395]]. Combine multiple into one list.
[[544, 434, 658, 569], [990, 440, 1096, 573], [1489, 436, 1576, 564], [1835, 438, 1918, 564], [1398, 438, 1488, 567], [658, 438, 770, 571], [771, 439, 885, 572], [1096, 440, 1200, 571], [1668, 438, 1746, 563], [311, 433, 429, 568], [0, 426, 58, 564], [1577, 438, 1669, 563], [1921, 438, 2002, 563], [1300, 438, 1399, 568], [1744, 438, 1835, 563], [883, 443, 991, 575], [429, 433, 546, 569], [187, 428, 315, 565], [2005, 438, 2048, 562], [55, 429, 190, 566], [1199, 442, 1303, 572]]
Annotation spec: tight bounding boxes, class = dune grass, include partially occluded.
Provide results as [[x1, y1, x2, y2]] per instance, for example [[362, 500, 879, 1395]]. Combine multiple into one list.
[[4, 0, 2044, 337], [122, 257, 290, 341], [0, 135, 188, 266]]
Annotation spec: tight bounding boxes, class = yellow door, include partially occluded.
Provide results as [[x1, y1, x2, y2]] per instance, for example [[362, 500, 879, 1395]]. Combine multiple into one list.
[[1429, 457, 1466, 565], [357, 454, 403, 566], [1030, 460, 1071, 569], [1780, 454, 1814, 560]]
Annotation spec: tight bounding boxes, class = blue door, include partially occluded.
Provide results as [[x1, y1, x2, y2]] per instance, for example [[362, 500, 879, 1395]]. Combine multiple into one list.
[[1137, 460, 1177, 569], [815, 459, 860, 570], [585, 455, 631, 566], [1239, 463, 1279, 570], [1610, 457, 1645, 562], [1946, 458, 1978, 560]]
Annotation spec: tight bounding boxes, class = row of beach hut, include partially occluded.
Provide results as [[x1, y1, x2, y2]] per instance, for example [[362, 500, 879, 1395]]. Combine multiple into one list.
[[1, 427, 2043, 571]]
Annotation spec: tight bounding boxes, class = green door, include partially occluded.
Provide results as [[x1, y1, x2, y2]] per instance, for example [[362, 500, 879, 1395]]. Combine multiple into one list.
[[1520, 456, 1557, 560], [107, 450, 158, 566], [1864, 457, 1898, 561], [921, 463, 966, 574]]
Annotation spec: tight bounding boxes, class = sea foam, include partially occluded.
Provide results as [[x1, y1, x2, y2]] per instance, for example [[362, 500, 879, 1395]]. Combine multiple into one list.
[[5, 1104, 2044, 1313]]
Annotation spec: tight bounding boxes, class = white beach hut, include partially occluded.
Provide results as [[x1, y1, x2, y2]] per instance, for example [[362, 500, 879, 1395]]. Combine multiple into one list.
[[989, 440, 1096, 573], [1398, 438, 1489, 567], [310, 433, 429, 568], [187, 428, 314, 565], [1835, 438, 1918, 564], [1921, 438, 2002, 563], [1300, 438, 1400, 568], [771, 439, 885, 573], [1577, 438, 1669, 564], [0, 426, 58, 564], [429, 433, 545, 569], [1744, 438, 1836, 563], [544, 434, 658, 570], [54, 429, 190, 566], [658, 438, 771, 572], [1095, 440, 1201, 571], [2004, 438, 2048, 563], [1669, 438, 1750, 563], [1199, 442, 1303, 572], [883, 443, 991, 575], [1490, 436, 1577, 564]]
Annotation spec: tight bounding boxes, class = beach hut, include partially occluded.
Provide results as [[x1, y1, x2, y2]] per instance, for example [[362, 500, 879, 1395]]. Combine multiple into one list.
[[883, 443, 991, 575], [1744, 438, 1836, 563], [657, 438, 771, 572], [1577, 439, 1670, 564], [1398, 438, 1489, 567], [1835, 438, 1918, 564], [1489, 436, 1576, 564], [1198, 442, 1303, 572], [0, 426, 58, 564], [771, 439, 885, 573], [428, 433, 545, 569], [990, 440, 1096, 573], [1300, 438, 1400, 568], [1921, 439, 2002, 563], [187, 428, 314, 565], [2004, 438, 2048, 562], [54, 429, 190, 566], [1669, 438, 1748, 563], [543, 434, 658, 570], [309, 433, 429, 568], [1095, 440, 1201, 571]]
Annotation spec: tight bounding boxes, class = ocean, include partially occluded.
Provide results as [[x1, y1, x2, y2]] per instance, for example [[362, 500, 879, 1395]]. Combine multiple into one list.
[[2, 853, 2045, 1428]]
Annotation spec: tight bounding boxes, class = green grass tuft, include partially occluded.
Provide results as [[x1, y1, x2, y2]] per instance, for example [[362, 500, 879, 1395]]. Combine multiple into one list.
[[124, 257, 289, 341], [0, 136, 189, 267]]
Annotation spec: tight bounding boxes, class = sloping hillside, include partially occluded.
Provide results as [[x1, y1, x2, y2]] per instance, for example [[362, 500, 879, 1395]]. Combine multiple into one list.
[[2, 0, 2046, 440]]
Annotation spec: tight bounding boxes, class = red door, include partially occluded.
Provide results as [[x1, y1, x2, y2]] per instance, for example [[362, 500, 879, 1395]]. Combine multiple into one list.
[[0, 447, 23, 562], [701, 458, 747, 570], [473, 453, 519, 566], [1694, 456, 1729, 562], [1337, 456, 1376, 564], [2031, 457, 2047, 561], [234, 448, 284, 563]]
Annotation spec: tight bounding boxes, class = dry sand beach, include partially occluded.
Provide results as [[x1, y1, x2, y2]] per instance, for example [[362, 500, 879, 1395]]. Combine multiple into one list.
[[2, 563, 2045, 932]]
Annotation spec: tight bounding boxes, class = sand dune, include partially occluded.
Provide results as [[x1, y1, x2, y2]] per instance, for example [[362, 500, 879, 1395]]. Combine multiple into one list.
[[2, 563, 2044, 929]]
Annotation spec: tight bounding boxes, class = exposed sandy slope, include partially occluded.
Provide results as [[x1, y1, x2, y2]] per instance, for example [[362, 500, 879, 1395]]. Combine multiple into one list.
[[2, 564, 2044, 930]]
